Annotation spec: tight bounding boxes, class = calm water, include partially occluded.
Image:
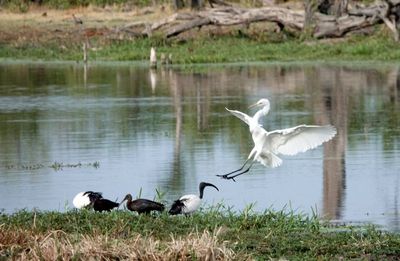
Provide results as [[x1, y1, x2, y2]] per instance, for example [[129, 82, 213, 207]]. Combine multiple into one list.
[[0, 61, 399, 230]]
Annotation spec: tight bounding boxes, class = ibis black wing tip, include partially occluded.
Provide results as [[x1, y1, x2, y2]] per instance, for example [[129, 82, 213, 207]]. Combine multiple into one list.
[[168, 199, 184, 215]]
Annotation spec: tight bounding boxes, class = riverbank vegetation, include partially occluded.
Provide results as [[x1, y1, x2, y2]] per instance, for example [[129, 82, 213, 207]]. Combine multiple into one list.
[[1, 32, 400, 63], [1, 0, 400, 63], [1, 208, 400, 259]]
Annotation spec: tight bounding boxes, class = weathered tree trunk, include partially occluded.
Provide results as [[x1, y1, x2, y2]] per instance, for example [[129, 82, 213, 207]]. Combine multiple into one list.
[[173, 0, 185, 10], [122, 1, 400, 41], [304, 0, 318, 36], [318, 0, 332, 14], [191, 0, 202, 9], [317, 0, 348, 16], [333, 0, 348, 17], [384, 0, 400, 40]]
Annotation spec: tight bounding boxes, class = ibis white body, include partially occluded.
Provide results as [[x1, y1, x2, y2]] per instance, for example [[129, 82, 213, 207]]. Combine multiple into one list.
[[179, 194, 201, 214], [169, 182, 219, 215], [72, 191, 91, 209]]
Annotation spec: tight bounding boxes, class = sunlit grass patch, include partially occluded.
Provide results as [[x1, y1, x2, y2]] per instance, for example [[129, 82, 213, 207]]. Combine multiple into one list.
[[0, 226, 234, 260], [1, 208, 400, 259], [2, 33, 400, 63]]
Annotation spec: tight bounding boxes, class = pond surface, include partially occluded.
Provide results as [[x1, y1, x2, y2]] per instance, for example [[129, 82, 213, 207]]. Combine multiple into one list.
[[0, 61, 399, 231]]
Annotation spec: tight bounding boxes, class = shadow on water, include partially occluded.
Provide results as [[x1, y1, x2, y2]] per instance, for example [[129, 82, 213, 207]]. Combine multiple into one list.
[[0, 61, 399, 230]]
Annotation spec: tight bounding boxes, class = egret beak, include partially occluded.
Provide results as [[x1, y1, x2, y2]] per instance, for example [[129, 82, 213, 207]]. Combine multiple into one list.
[[248, 102, 260, 109]]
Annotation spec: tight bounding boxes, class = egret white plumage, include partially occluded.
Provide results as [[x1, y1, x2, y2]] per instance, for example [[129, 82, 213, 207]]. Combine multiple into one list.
[[217, 98, 337, 181], [168, 182, 219, 215], [72, 191, 119, 212]]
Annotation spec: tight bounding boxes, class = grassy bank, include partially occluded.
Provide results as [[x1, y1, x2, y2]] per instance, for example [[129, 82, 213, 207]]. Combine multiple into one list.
[[1, 34, 400, 64], [1, 208, 400, 259], [1, 2, 400, 64]]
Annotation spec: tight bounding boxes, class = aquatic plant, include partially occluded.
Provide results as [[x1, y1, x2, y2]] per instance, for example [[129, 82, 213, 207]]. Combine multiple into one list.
[[3, 161, 100, 171]]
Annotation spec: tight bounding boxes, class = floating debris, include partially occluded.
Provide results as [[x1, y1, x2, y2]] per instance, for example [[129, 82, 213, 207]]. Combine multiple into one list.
[[3, 161, 100, 171]]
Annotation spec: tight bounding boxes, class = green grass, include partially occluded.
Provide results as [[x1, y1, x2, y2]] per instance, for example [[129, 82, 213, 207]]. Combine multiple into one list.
[[1, 207, 400, 259], [1, 32, 400, 64]]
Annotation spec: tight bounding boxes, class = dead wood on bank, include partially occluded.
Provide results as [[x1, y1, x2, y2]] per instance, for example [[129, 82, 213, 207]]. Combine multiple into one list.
[[119, 0, 400, 41]]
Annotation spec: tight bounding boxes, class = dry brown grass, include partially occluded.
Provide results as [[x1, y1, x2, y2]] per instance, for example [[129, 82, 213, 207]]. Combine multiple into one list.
[[0, 5, 174, 46], [0, 227, 235, 260], [0, 4, 173, 24]]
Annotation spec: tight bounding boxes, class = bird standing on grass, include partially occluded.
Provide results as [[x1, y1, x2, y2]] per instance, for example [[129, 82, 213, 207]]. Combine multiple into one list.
[[72, 191, 119, 212], [120, 194, 165, 214], [217, 98, 337, 181], [169, 182, 219, 215], [72, 191, 101, 209]]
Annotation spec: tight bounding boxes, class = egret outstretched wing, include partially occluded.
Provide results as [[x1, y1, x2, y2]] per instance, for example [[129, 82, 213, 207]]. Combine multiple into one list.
[[267, 125, 337, 156], [218, 98, 337, 181], [226, 108, 252, 126]]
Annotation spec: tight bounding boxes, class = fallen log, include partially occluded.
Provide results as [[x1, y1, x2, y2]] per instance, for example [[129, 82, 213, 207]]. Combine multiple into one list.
[[166, 17, 211, 37], [121, 1, 400, 40]]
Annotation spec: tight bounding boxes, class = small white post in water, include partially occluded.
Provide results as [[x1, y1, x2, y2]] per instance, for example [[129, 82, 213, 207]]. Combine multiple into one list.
[[150, 47, 157, 68], [83, 42, 88, 64], [160, 53, 167, 65], [167, 53, 173, 65]]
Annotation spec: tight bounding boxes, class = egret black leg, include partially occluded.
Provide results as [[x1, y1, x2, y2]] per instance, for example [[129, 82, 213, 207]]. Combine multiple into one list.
[[217, 159, 254, 180], [224, 161, 254, 181], [216, 158, 250, 179]]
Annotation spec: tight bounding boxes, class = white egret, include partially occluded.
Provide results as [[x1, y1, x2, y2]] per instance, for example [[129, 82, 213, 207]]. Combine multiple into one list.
[[168, 182, 219, 215], [72, 191, 119, 212], [217, 98, 337, 181], [120, 194, 165, 214]]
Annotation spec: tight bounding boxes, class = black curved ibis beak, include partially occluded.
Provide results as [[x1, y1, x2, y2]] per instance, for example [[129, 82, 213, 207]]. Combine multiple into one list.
[[199, 182, 219, 199], [200, 182, 219, 191]]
